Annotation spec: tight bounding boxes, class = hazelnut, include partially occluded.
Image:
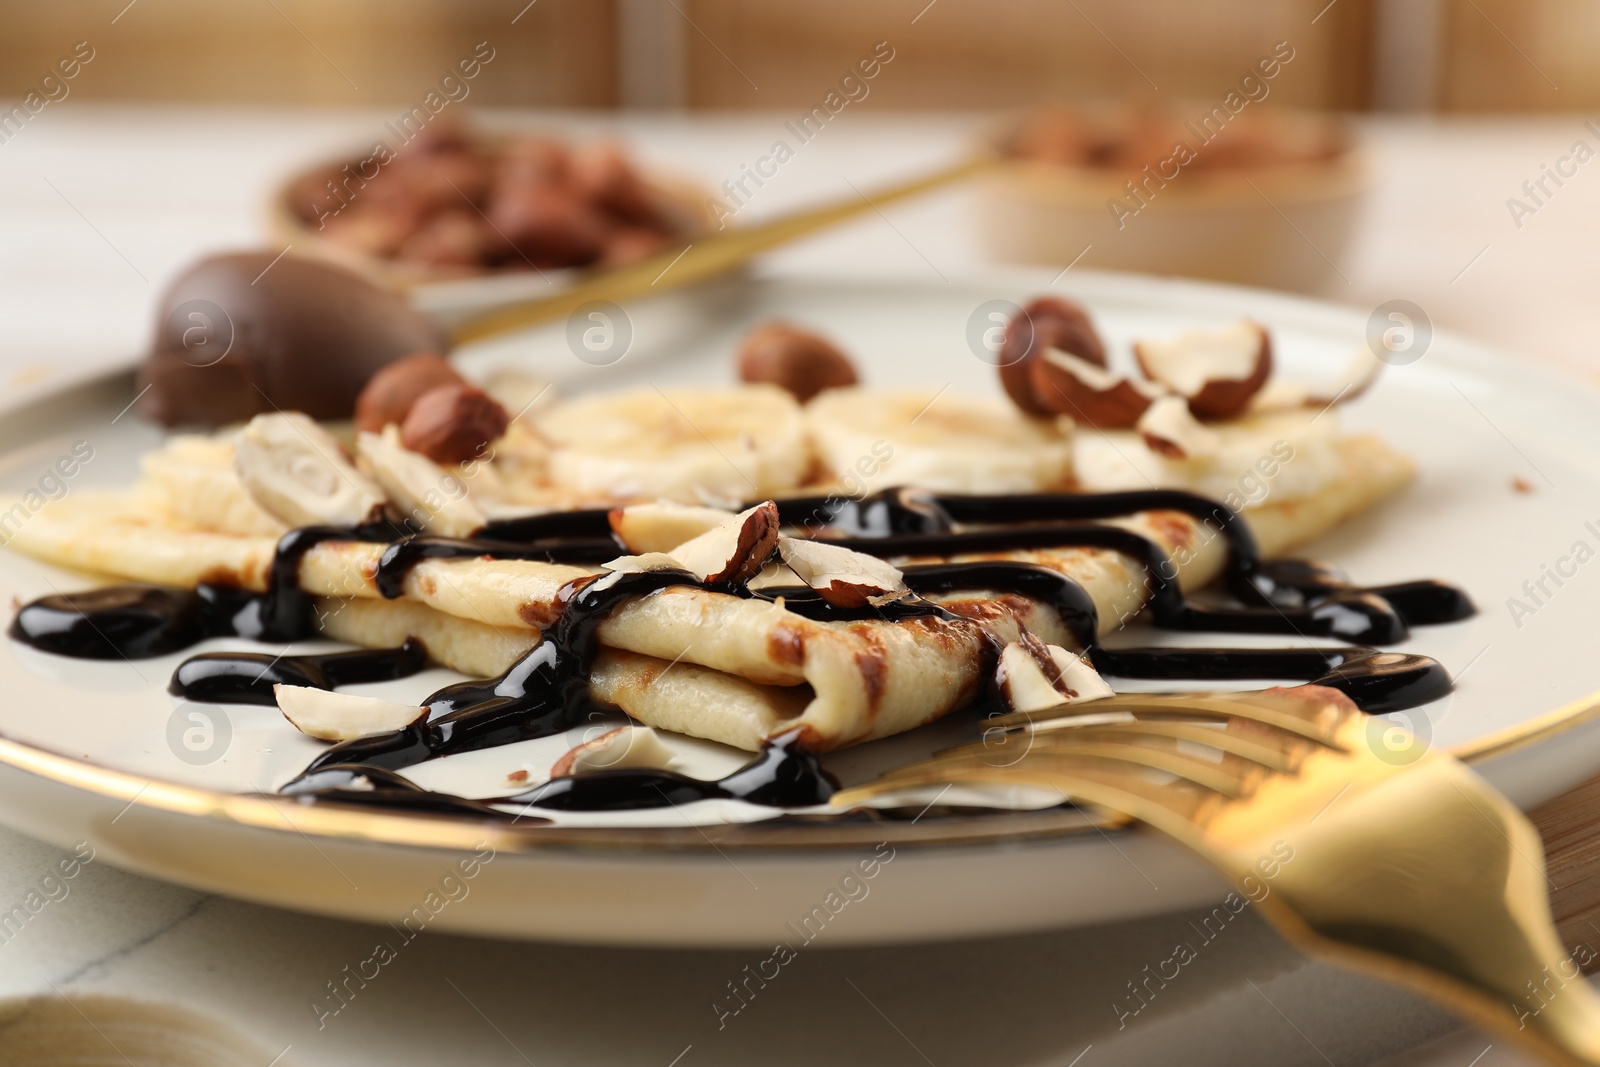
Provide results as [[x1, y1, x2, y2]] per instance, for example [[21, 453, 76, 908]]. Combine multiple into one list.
[[776, 536, 909, 608], [288, 164, 347, 225], [394, 211, 497, 269], [737, 322, 859, 402], [600, 227, 670, 267], [1030, 347, 1166, 428], [668, 501, 781, 584], [275, 684, 425, 742], [497, 136, 573, 188], [998, 296, 1107, 417], [569, 140, 665, 228], [400, 382, 510, 464], [1304, 348, 1382, 409], [1134, 320, 1272, 421], [1135, 396, 1220, 460], [393, 113, 472, 159], [485, 182, 608, 267], [319, 206, 420, 258], [995, 640, 1113, 714], [550, 726, 678, 778], [389, 151, 493, 214], [354, 353, 465, 433], [602, 552, 693, 575], [1243, 349, 1384, 416]]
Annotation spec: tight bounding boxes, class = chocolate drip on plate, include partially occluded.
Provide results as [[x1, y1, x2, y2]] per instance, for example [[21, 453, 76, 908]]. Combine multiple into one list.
[[170, 637, 428, 705], [281, 732, 835, 816]]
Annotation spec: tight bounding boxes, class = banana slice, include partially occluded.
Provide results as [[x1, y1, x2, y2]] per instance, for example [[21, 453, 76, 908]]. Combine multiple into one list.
[[357, 427, 487, 538], [234, 412, 386, 528], [139, 434, 287, 537], [534, 386, 808, 503], [1073, 406, 1342, 507], [804, 387, 1074, 495]]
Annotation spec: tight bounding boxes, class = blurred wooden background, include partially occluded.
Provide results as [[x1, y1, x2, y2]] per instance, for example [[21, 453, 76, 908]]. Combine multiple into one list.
[[0, 0, 1578, 112]]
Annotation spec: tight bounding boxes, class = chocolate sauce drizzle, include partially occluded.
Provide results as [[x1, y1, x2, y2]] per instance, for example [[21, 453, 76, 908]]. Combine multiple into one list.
[[8, 486, 1475, 818], [284, 730, 836, 815], [170, 638, 427, 706]]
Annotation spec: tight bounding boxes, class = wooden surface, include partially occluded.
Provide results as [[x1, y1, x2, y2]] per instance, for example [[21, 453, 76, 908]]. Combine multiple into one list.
[[1436, 0, 1572, 111], [0, 0, 616, 106], [679, 0, 1374, 111], [7, 0, 1600, 114], [1532, 771, 1600, 967]]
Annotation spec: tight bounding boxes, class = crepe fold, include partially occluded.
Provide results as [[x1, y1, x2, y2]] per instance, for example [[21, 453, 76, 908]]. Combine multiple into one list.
[[0, 435, 1412, 751]]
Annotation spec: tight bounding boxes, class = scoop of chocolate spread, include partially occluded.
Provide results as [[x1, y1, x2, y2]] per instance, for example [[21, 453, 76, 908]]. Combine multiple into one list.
[[137, 251, 447, 426]]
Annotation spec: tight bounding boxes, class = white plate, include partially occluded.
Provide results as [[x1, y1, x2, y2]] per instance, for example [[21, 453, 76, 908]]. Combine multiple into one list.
[[0, 266, 1597, 947]]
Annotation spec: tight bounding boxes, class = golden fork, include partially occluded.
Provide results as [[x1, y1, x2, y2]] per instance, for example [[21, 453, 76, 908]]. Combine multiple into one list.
[[832, 687, 1600, 1066]]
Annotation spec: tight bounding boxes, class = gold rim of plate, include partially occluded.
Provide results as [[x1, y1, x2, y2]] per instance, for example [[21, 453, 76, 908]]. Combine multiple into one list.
[[0, 686, 1594, 857]]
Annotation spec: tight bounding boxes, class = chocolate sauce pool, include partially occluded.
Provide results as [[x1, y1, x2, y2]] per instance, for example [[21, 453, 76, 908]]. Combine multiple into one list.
[[8, 487, 1474, 817]]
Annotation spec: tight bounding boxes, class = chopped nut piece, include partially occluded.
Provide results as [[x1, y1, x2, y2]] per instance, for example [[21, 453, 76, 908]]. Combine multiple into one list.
[[998, 296, 1107, 417], [1135, 320, 1272, 420], [1305, 348, 1383, 409], [550, 726, 680, 778], [1246, 349, 1383, 415], [1031, 347, 1166, 428], [777, 536, 909, 608], [996, 640, 1114, 714], [669, 501, 781, 583], [602, 552, 692, 574], [275, 684, 426, 742], [1136, 396, 1222, 460]]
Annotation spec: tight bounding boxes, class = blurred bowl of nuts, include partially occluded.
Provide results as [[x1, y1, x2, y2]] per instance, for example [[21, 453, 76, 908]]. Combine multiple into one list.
[[271, 115, 718, 323], [975, 101, 1367, 293]]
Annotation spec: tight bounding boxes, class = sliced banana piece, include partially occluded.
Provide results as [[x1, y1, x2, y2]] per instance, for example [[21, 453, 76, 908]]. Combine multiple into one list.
[[139, 434, 287, 537], [357, 427, 486, 538], [535, 386, 808, 503], [610, 500, 738, 554], [483, 369, 556, 423], [804, 387, 1073, 495], [235, 412, 385, 528], [1073, 406, 1341, 508], [487, 421, 551, 499]]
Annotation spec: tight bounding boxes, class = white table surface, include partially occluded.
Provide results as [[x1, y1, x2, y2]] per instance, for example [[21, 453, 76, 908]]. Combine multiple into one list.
[[0, 105, 1593, 1065]]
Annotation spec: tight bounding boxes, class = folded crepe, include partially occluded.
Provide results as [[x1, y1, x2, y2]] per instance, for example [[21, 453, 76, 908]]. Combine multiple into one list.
[[0, 427, 1412, 751]]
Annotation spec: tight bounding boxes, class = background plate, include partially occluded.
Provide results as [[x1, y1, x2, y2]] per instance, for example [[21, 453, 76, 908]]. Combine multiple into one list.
[[0, 265, 1596, 946]]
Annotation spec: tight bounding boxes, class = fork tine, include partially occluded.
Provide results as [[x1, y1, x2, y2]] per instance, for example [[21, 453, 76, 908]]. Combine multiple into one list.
[[844, 683, 1600, 1064], [831, 756, 1220, 843], [1026, 721, 1307, 774], [990, 692, 1349, 748], [943, 738, 1259, 796]]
